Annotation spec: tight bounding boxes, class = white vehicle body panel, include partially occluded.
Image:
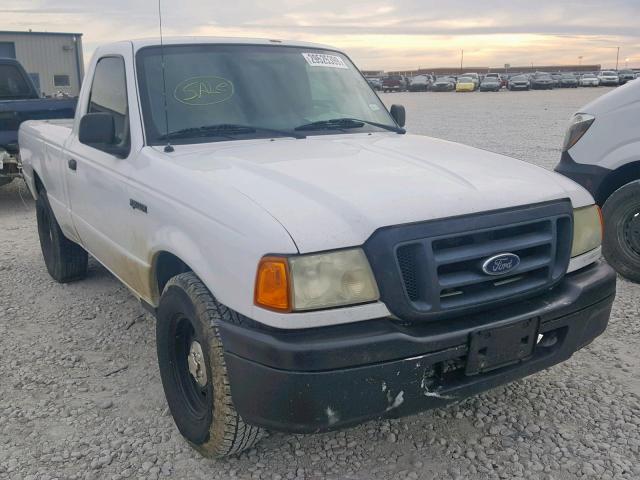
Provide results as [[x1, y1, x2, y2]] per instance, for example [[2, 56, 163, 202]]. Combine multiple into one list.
[[568, 79, 640, 170], [19, 36, 600, 330], [167, 133, 593, 254]]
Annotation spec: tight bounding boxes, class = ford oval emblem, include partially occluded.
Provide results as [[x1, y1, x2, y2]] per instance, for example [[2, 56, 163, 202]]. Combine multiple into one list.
[[482, 253, 520, 276]]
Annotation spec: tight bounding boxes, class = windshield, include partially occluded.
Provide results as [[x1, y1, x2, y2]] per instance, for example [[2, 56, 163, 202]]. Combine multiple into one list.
[[601, 71, 616, 75], [136, 44, 395, 145], [0, 64, 36, 100], [458, 77, 473, 82], [583, 74, 595, 78], [512, 76, 527, 81]]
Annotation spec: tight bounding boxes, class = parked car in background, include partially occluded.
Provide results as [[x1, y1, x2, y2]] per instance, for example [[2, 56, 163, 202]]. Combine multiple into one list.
[[579, 73, 600, 87], [617, 70, 635, 85], [484, 73, 501, 83], [20, 36, 616, 458], [479, 77, 501, 92], [560, 74, 579, 88], [431, 76, 455, 91], [0, 58, 76, 187], [555, 79, 640, 282], [598, 71, 619, 86], [382, 75, 406, 92], [366, 77, 382, 91], [551, 73, 562, 88], [456, 76, 476, 92], [408, 74, 431, 92], [530, 72, 554, 90], [507, 74, 530, 91], [462, 72, 480, 89]]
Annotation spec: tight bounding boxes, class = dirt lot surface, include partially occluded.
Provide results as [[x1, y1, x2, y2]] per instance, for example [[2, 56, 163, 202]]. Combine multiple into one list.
[[1, 87, 639, 479]]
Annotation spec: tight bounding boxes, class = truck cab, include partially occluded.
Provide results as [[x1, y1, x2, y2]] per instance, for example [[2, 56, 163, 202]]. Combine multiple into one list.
[[19, 37, 615, 457]]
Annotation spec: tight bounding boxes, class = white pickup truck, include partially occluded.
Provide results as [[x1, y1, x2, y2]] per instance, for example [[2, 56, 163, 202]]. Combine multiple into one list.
[[19, 37, 616, 457]]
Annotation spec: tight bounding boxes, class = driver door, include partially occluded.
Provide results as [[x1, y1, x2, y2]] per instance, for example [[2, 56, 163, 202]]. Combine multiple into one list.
[[64, 52, 143, 293]]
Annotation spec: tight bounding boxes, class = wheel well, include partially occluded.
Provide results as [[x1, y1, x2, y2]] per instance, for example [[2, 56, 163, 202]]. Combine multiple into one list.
[[596, 161, 640, 206], [155, 252, 192, 295]]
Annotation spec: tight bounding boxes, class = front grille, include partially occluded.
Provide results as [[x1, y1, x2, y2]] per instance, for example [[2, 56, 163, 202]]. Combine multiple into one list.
[[364, 201, 573, 322]]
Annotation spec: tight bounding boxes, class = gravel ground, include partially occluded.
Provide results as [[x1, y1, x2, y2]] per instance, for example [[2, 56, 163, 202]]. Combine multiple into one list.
[[1, 87, 639, 480]]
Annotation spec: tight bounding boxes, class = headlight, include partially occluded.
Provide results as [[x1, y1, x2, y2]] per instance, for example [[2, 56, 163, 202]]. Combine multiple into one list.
[[254, 249, 379, 312], [572, 205, 602, 257], [562, 113, 595, 151]]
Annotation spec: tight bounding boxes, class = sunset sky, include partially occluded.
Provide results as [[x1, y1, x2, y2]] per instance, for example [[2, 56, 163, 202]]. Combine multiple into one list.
[[2, 0, 639, 71]]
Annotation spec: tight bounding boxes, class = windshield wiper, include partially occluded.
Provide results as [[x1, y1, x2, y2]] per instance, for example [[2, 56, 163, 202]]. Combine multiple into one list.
[[158, 123, 305, 141], [294, 117, 405, 134]]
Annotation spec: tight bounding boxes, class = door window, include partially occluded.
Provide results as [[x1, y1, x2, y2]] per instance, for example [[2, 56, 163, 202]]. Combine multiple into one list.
[[85, 56, 130, 154]]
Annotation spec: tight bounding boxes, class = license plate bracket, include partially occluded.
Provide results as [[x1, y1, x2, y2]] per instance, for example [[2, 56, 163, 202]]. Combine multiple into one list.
[[466, 317, 539, 375]]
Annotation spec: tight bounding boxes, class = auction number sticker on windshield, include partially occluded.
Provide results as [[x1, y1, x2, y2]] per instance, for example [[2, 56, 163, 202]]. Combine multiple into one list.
[[174, 76, 234, 105], [302, 53, 348, 69]]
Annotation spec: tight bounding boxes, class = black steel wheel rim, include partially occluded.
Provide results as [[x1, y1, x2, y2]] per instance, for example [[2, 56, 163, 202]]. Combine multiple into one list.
[[170, 316, 211, 421], [623, 209, 640, 256]]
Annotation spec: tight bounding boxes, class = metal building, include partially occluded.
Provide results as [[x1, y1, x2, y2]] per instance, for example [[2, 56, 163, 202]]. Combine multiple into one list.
[[0, 30, 84, 97]]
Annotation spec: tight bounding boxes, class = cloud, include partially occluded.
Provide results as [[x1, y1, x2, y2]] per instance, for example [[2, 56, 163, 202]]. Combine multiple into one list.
[[2, 0, 639, 70]]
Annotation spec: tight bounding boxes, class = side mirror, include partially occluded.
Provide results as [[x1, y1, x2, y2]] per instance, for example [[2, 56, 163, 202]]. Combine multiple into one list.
[[79, 112, 116, 145], [390, 104, 406, 127], [78, 112, 128, 157]]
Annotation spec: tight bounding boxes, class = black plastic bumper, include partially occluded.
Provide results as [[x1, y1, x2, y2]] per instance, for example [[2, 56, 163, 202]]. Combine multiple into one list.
[[220, 261, 616, 433], [555, 151, 611, 204]]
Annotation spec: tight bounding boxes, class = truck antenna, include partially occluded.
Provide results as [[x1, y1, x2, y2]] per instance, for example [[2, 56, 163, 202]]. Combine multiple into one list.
[[158, 0, 174, 153]]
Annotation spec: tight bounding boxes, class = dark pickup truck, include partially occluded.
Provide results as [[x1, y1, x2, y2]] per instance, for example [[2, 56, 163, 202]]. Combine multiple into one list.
[[382, 74, 406, 92], [0, 58, 76, 187]]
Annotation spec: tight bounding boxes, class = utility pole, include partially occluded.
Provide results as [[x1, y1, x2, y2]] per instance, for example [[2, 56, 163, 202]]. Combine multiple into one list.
[[578, 56, 583, 66], [616, 46, 620, 70], [460, 49, 464, 73]]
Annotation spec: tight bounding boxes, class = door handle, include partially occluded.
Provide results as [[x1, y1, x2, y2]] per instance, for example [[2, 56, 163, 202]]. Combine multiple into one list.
[[68, 159, 77, 171]]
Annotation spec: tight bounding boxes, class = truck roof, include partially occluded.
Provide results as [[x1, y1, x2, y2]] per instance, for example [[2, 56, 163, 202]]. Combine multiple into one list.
[[97, 37, 336, 53]]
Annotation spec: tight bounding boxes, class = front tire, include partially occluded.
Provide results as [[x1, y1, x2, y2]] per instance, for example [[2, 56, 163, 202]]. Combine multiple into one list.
[[602, 181, 640, 282], [36, 188, 88, 282], [156, 272, 263, 457]]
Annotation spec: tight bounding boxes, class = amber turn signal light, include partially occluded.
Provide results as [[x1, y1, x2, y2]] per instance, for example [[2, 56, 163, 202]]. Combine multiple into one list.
[[597, 205, 604, 239], [254, 256, 291, 312]]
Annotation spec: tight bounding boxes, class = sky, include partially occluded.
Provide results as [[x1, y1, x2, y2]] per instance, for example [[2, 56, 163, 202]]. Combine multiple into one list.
[[2, 0, 639, 71]]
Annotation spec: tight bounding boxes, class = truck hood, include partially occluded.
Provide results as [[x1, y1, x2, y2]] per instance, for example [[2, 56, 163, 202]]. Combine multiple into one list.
[[164, 133, 593, 253]]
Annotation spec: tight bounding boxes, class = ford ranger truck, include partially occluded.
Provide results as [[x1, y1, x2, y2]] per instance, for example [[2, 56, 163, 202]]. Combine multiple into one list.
[[19, 38, 616, 457]]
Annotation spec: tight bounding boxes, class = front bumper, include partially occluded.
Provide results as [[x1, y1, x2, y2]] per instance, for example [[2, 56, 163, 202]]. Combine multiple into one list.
[[220, 261, 616, 433]]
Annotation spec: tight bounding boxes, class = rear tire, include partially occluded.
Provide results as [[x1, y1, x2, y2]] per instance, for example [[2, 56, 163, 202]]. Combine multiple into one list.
[[156, 272, 263, 457], [602, 181, 640, 283], [36, 188, 88, 283]]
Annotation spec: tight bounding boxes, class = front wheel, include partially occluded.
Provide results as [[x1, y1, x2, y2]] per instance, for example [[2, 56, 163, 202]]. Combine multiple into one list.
[[156, 272, 263, 457], [602, 181, 640, 282]]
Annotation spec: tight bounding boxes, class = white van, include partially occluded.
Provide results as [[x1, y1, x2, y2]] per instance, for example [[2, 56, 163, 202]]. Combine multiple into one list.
[[555, 79, 640, 281]]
